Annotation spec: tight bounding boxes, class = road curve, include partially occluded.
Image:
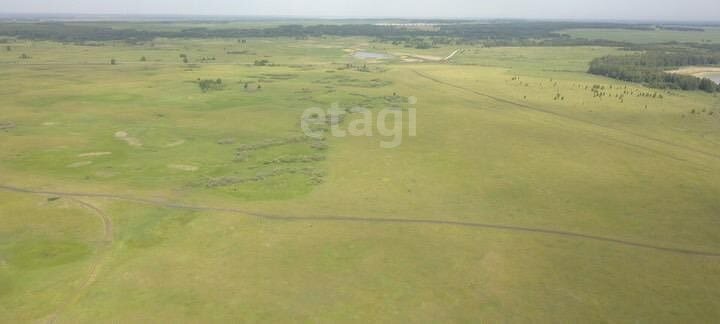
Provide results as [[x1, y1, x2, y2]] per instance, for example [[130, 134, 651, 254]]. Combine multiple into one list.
[[45, 198, 114, 324], [1, 183, 719, 257]]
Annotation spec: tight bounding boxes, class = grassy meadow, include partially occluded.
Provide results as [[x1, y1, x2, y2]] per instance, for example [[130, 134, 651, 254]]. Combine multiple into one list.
[[1, 27, 720, 323]]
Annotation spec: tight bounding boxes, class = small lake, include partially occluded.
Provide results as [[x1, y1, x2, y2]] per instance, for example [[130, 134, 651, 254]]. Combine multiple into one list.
[[353, 51, 390, 60], [703, 73, 720, 84]]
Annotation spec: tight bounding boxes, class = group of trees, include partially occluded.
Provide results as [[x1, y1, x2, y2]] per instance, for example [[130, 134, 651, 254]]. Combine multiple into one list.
[[657, 25, 705, 32], [589, 49, 720, 92], [197, 78, 224, 92], [196, 79, 263, 92]]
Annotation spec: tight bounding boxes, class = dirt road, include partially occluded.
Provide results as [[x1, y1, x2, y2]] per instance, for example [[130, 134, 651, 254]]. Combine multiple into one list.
[[1, 184, 718, 257]]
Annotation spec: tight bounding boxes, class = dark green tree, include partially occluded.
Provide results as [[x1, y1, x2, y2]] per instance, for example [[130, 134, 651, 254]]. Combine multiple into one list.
[[699, 78, 718, 93]]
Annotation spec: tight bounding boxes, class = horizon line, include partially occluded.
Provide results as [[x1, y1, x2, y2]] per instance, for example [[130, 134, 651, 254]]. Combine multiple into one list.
[[0, 12, 719, 24]]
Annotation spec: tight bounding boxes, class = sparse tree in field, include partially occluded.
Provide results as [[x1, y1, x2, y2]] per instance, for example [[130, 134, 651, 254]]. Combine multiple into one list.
[[257, 84, 262, 90], [140, 56, 147, 62], [244, 82, 249, 89], [5, 46, 10, 51], [19, 53, 30, 59], [110, 58, 117, 65]]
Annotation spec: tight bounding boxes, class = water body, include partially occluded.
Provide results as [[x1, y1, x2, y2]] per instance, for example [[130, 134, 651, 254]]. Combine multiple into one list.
[[703, 73, 720, 84], [353, 51, 390, 60]]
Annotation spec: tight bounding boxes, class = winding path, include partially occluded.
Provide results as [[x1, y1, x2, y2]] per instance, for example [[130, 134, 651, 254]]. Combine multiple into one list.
[[71, 198, 113, 243], [1, 184, 719, 257], [44, 198, 114, 324]]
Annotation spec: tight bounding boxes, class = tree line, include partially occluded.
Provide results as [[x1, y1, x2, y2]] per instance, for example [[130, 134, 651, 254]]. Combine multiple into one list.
[[588, 49, 720, 92], [0, 21, 658, 44]]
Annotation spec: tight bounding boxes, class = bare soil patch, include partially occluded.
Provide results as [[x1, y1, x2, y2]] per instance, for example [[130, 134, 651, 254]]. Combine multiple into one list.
[[114, 131, 142, 147], [77, 152, 111, 158], [66, 161, 92, 168], [168, 164, 199, 171], [0, 121, 15, 130], [164, 140, 185, 148]]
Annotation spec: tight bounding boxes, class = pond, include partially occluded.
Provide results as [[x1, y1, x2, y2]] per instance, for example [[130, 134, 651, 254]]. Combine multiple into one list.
[[702, 73, 720, 84], [353, 51, 391, 60]]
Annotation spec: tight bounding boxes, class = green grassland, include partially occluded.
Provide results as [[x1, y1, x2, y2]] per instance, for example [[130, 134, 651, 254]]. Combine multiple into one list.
[[1, 32, 720, 323]]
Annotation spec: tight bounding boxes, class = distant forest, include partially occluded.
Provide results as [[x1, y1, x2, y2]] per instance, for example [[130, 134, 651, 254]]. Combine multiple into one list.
[[0, 21, 650, 44], [589, 48, 720, 92]]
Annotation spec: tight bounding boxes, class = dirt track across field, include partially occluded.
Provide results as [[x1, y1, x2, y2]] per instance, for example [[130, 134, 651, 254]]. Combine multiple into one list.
[[1, 184, 719, 257], [44, 198, 114, 324], [410, 69, 720, 164]]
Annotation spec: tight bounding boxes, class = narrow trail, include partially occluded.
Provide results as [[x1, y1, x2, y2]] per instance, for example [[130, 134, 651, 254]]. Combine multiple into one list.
[[2, 184, 719, 257], [410, 69, 720, 162], [443, 49, 460, 61], [71, 198, 113, 243], [45, 198, 114, 324]]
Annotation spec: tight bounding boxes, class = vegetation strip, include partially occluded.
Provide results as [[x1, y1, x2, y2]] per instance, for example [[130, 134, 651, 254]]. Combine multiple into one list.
[[2, 184, 718, 257]]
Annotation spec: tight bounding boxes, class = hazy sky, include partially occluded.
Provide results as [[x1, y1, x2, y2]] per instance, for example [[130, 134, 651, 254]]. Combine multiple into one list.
[[1, 0, 719, 21]]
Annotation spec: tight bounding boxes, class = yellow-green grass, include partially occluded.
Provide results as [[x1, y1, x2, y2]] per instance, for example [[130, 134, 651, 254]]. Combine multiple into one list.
[[0, 191, 106, 323], [1, 37, 720, 322]]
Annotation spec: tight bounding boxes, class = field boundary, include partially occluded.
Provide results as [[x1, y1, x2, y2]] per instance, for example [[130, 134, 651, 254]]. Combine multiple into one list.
[[2, 184, 719, 257]]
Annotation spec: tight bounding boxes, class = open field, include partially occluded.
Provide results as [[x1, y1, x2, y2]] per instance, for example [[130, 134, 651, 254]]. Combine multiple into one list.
[[1, 25, 720, 322]]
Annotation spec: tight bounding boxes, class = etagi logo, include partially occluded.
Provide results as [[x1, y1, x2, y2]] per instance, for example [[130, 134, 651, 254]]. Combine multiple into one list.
[[301, 97, 417, 149]]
